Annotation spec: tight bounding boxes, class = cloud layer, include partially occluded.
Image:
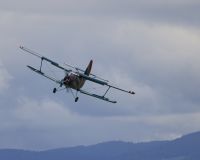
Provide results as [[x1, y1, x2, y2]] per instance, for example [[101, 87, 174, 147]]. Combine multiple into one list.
[[0, 62, 12, 92], [0, 0, 200, 150]]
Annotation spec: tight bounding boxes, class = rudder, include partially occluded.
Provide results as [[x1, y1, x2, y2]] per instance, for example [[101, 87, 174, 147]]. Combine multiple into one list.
[[84, 60, 93, 76]]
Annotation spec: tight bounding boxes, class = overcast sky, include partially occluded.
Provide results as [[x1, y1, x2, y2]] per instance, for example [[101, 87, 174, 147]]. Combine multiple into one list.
[[0, 0, 200, 150]]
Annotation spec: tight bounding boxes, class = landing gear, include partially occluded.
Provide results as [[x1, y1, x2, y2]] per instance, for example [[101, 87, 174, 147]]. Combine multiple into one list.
[[53, 88, 57, 93], [75, 97, 79, 102], [53, 86, 79, 102]]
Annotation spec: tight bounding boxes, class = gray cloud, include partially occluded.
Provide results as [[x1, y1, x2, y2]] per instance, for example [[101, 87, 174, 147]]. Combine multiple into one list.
[[0, 0, 200, 150], [0, 96, 199, 150], [1, 0, 200, 26], [0, 62, 12, 92]]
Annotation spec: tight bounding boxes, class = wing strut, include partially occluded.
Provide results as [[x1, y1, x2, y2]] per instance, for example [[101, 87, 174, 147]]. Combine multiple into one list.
[[79, 89, 117, 103], [20, 46, 71, 73], [27, 65, 61, 84], [76, 71, 135, 95], [107, 84, 135, 95], [103, 86, 111, 97]]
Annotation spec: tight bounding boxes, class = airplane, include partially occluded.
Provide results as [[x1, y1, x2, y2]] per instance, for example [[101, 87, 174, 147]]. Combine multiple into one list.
[[20, 46, 135, 103]]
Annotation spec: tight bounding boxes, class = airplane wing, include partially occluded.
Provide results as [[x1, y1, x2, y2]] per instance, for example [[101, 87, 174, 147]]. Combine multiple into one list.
[[79, 89, 117, 103], [20, 46, 71, 73], [78, 72, 135, 95], [64, 62, 109, 82], [78, 72, 108, 85], [27, 65, 62, 85], [78, 73, 134, 103]]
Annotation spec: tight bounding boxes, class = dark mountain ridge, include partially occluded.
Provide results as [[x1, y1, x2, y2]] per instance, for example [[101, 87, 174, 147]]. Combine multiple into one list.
[[0, 131, 200, 160]]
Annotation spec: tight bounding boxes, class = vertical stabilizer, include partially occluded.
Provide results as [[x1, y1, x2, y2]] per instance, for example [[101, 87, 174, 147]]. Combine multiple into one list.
[[84, 60, 93, 76]]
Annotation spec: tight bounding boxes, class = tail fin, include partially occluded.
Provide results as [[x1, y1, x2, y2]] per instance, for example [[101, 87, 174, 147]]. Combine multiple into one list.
[[84, 60, 93, 76]]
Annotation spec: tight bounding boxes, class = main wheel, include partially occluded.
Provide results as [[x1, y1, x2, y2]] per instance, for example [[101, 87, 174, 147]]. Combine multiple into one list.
[[75, 97, 79, 102], [53, 88, 57, 93]]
